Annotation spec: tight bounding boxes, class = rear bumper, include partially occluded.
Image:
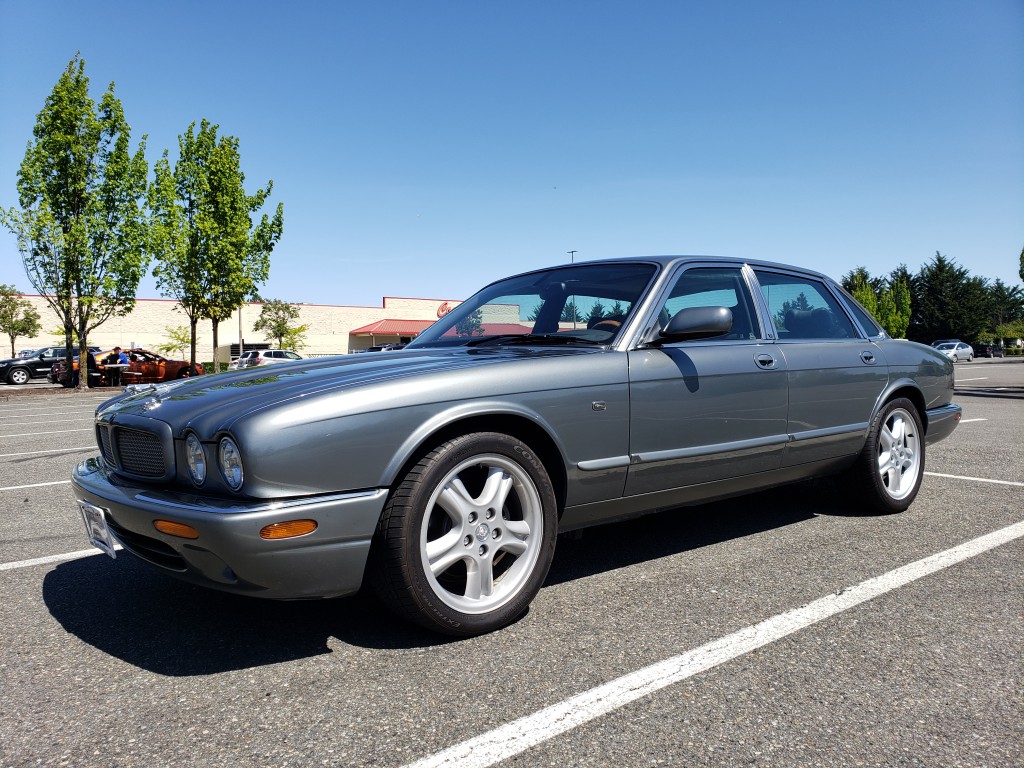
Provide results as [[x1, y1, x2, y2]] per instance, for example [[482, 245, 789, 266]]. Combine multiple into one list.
[[72, 457, 388, 599], [924, 403, 961, 445]]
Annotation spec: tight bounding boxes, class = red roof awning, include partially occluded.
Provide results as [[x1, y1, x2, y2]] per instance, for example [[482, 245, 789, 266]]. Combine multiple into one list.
[[349, 319, 435, 336]]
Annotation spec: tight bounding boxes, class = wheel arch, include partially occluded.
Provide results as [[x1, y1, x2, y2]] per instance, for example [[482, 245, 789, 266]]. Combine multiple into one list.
[[382, 409, 569, 517], [875, 382, 928, 433]]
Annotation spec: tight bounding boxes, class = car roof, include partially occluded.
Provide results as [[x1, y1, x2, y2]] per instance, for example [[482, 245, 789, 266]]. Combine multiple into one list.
[[490, 255, 840, 288]]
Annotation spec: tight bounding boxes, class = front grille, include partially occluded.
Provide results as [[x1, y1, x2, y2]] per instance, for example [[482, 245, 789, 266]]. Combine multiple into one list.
[[96, 419, 174, 481], [114, 429, 166, 477], [98, 425, 114, 463]]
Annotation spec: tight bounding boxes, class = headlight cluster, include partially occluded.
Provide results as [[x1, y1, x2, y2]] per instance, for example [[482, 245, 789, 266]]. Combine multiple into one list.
[[183, 433, 244, 491]]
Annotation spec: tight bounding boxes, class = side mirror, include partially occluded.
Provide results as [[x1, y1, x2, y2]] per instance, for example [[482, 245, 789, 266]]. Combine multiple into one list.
[[656, 306, 733, 343]]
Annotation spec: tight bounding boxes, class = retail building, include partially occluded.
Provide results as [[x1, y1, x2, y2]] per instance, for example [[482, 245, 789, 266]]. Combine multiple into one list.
[[18, 294, 462, 363]]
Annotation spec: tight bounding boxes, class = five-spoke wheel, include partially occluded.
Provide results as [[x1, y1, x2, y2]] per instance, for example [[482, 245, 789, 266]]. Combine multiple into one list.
[[844, 397, 924, 514]]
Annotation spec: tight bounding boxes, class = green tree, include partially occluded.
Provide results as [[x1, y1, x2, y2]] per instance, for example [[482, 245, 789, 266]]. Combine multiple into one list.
[[252, 299, 308, 348], [0, 55, 150, 388], [842, 267, 880, 318], [560, 301, 584, 323], [454, 308, 484, 337], [0, 285, 43, 357], [149, 119, 283, 374], [155, 325, 191, 360], [986, 279, 1024, 330], [909, 252, 990, 343], [881, 273, 912, 338]]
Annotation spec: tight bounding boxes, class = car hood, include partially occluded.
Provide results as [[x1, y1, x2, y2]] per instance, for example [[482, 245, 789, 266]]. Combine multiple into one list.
[[97, 346, 611, 435]]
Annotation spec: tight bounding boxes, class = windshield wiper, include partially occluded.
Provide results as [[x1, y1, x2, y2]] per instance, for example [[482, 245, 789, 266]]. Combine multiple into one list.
[[465, 333, 604, 347]]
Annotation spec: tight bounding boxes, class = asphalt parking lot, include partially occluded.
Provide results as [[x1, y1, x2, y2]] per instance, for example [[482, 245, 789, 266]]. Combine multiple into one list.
[[1, 359, 1021, 768]]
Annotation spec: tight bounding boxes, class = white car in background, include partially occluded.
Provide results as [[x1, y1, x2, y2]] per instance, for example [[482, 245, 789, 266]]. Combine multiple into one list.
[[236, 349, 304, 368], [935, 342, 974, 362]]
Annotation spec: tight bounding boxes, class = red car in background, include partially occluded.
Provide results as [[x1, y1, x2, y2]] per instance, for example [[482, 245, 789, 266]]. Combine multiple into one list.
[[50, 349, 203, 387]]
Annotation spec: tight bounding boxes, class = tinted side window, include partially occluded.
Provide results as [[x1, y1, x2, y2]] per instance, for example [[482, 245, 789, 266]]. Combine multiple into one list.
[[659, 267, 760, 340], [753, 271, 857, 339], [840, 291, 885, 338]]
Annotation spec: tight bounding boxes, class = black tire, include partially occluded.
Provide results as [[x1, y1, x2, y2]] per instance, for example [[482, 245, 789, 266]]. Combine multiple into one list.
[[7, 367, 30, 385], [842, 398, 925, 514], [373, 432, 557, 636]]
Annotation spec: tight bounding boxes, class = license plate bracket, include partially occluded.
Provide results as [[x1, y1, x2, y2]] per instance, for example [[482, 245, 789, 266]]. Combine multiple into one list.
[[78, 500, 117, 559]]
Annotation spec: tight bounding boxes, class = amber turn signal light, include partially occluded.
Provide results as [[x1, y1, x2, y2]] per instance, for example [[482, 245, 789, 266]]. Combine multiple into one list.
[[259, 519, 318, 539], [153, 520, 200, 539]]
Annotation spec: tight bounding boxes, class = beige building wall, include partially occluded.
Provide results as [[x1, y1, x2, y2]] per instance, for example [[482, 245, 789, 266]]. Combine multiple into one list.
[[19, 295, 462, 361]]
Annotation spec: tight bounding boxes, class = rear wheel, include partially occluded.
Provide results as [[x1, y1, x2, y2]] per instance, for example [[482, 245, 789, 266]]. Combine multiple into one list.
[[843, 398, 924, 514], [373, 432, 557, 636], [7, 367, 30, 385]]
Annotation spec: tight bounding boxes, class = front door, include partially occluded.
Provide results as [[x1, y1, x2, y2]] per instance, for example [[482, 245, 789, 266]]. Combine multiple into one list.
[[625, 265, 789, 496]]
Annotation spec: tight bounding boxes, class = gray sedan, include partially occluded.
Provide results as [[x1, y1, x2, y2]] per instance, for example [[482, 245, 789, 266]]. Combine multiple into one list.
[[72, 256, 961, 636]]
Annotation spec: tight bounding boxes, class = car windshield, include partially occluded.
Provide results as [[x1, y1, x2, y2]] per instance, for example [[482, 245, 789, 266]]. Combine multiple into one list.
[[408, 262, 659, 349]]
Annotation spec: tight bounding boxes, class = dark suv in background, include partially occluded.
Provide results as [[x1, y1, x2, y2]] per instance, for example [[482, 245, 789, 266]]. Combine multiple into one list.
[[0, 346, 99, 385], [978, 343, 1005, 358]]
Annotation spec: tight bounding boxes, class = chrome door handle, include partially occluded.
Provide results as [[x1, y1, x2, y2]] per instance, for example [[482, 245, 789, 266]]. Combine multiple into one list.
[[860, 351, 876, 365], [755, 353, 777, 369]]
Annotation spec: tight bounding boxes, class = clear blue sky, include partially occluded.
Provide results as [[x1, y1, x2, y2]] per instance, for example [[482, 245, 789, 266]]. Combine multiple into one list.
[[2, 1, 1022, 307]]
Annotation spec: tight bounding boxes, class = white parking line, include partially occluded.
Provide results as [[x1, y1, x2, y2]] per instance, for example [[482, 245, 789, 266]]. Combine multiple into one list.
[[0, 547, 117, 572], [925, 472, 1024, 487], [0, 480, 72, 491], [958, 418, 988, 423], [1, 428, 93, 437], [1, 421, 94, 428], [0, 447, 94, 458], [956, 377, 988, 382], [402, 519, 1024, 768]]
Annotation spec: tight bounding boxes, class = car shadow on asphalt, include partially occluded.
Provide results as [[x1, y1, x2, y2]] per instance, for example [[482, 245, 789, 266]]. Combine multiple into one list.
[[42, 485, 845, 674]]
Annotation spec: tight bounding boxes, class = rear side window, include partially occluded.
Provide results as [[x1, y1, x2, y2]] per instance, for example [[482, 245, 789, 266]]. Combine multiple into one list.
[[754, 271, 857, 339], [839, 290, 885, 338]]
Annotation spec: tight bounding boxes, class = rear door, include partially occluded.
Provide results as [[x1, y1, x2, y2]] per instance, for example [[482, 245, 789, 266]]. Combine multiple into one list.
[[751, 268, 888, 466]]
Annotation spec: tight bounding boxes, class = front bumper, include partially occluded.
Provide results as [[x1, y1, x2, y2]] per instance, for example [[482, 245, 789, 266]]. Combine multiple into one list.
[[72, 457, 388, 599]]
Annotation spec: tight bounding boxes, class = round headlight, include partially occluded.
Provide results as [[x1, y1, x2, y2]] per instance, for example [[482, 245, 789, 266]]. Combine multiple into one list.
[[219, 436, 244, 490], [184, 433, 206, 485]]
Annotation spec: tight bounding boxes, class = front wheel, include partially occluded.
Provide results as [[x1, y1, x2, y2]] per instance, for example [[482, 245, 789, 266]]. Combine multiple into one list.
[[7, 368, 30, 385], [842, 398, 924, 514], [373, 432, 557, 636]]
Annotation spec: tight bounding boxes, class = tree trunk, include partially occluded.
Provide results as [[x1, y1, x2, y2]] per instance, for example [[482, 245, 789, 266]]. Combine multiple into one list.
[[211, 318, 220, 373], [189, 317, 199, 376]]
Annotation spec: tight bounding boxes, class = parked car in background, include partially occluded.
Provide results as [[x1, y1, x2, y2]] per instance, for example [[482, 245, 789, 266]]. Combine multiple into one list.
[[16, 349, 37, 358], [365, 344, 406, 352], [978, 343, 1005, 358], [50, 348, 203, 387], [0, 345, 99, 385], [931, 339, 961, 347], [72, 255, 961, 637], [236, 349, 304, 367], [935, 342, 974, 362]]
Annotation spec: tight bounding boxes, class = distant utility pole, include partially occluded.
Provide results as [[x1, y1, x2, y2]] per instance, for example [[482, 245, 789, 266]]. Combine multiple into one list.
[[567, 250, 577, 263]]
